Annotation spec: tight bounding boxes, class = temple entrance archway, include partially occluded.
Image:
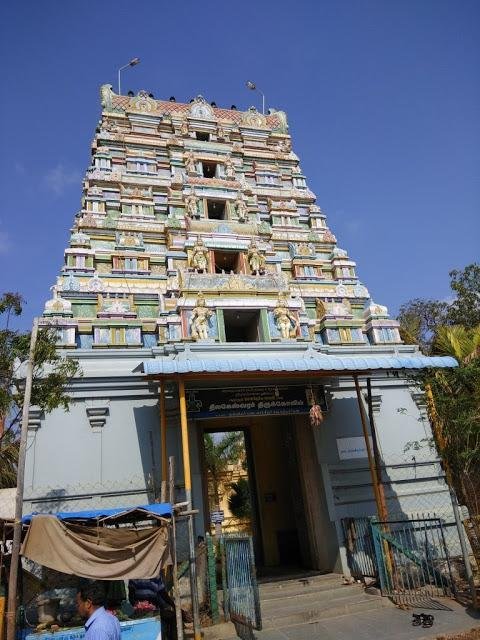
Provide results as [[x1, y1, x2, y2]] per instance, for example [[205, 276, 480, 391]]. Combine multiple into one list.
[[198, 411, 330, 573]]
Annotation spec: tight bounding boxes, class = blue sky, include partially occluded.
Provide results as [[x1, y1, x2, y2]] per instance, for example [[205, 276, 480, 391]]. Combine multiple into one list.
[[1, 0, 478, 330]]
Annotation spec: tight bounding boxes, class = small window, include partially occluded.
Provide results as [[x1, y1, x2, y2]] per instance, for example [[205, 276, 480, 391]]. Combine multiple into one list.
[[214, 251, 241, 274], [223, 309, 261, 342], [196, 132, 210, 141], [202, 162, 217, 179], [207, 199, 226, 220]]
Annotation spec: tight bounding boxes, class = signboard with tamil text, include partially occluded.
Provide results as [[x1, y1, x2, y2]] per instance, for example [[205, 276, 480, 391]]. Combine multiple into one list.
[[186, 385, 327, 419]]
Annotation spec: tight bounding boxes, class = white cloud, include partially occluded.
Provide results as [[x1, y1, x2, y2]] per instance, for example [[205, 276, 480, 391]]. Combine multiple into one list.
[[0, 231, 10, 255], [44, 164, 81, 196]]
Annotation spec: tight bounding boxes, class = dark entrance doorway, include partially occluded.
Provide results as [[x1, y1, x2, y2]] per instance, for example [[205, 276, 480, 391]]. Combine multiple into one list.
[[199, 415, 310, 572]]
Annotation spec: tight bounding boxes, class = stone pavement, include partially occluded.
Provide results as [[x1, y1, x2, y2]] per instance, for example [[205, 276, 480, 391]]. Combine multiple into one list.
[[245, 599, 479, 639], [202, 571, 480, 640]]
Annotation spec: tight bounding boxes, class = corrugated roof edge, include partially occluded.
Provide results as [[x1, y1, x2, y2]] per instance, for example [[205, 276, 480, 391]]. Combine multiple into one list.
[[142, 355, 458, 376]]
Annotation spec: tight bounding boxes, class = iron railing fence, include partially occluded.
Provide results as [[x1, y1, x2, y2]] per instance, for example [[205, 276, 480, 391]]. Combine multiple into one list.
[[371, 516, 455, 606]]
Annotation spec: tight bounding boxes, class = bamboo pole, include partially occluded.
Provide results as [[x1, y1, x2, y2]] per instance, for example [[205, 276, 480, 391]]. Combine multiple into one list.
[[6, 319, 38, 640], [160, 380, 168, 502], [366, 378, 388, 521], [178, 379, 192, 507], [177, 379, 201, 639], [353, 375, 385, 520]]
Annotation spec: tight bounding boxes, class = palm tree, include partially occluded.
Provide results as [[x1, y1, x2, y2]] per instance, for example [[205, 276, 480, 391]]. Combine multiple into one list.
[[203, 431, 244, 510], [432, 324, 480, 362]]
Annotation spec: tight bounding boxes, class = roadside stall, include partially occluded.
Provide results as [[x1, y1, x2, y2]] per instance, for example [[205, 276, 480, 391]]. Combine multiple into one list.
[[2, 503, 189, 640]]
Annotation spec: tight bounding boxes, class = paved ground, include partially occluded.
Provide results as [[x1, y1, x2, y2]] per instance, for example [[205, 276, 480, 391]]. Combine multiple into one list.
[[202, 572, 480, 640], [242, 599, 480, 640]]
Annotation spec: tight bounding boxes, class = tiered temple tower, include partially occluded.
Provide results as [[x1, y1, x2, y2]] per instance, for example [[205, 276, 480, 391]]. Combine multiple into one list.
[[41, 86, 401, 349], [27, 85, 456, 575]]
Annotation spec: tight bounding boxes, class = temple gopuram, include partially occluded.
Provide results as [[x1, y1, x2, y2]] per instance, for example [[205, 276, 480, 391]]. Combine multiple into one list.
[[25, 86, 456, 573]]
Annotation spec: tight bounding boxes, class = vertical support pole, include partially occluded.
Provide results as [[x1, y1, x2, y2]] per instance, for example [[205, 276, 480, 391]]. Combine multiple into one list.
[[178, 379, 192, 507], [206, 534, 220, 624], [187, 513, 201, 640], [169, 459, 184, 640], [220, 535, 229, 621], [7, 319, 39, 640], [177, 378, 201, 639], [353, 375, 385, 520], [160, 380, 168, 503], [366, 378, 389, 520]]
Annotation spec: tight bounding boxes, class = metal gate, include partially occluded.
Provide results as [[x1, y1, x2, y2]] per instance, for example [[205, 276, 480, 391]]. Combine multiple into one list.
[[222, 533, 262, 630], [371, 517, 455, 605]]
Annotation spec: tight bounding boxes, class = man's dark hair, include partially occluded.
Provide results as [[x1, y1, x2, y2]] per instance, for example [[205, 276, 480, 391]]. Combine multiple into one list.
[[77, 581, 106, 606]]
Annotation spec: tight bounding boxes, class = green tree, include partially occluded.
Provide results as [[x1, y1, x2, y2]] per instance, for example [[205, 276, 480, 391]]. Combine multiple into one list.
[[397, 263, 480, 354], [447, 263, 480, 328], [397, 265, 480, 543], [397, 298, 449, 353], [228, 478, 252, 519], [421, 359, 480, 517], [0, 292, 81, 488], [203, 431, 244, 509], [432, 325, 480, 362]]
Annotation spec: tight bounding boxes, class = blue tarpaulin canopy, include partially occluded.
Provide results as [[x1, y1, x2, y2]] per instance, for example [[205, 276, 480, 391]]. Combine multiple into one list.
[[22, 502, 172, 525]]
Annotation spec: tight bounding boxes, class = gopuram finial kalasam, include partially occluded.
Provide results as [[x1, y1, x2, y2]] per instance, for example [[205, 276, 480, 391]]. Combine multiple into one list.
[[189, 293, 213, 341], [273, 294, 298, 339]]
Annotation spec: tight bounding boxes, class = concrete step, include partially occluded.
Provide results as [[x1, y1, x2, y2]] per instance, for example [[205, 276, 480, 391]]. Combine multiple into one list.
[[261, 584, 373, 614], [258, 571, 341, 593], [202, 573, 393, 638], [261, 590, 391, 629], [259, 575, 350, 602]]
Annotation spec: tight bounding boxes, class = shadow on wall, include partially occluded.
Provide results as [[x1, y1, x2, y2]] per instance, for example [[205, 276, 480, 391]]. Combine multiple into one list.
[[133, 405, 162, 503]]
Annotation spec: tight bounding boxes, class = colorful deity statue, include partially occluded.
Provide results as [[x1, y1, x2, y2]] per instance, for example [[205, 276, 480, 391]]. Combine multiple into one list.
[[273, 295, 298, 339], [235, 194, 249, 222], [185, 193, 200, 219], [247, 241, 266, 275], [184, 151, 197, 175], [190, 238, 209, 272], [190, 293, 213, 341], [224, 156, 236, 179]]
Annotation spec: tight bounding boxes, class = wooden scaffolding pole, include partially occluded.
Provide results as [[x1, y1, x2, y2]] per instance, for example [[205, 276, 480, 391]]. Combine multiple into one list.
[[159, 380, 168, 502], [353, 375, 388, 522], [177, 378, 201, 639], [6, 319, 38, 640]]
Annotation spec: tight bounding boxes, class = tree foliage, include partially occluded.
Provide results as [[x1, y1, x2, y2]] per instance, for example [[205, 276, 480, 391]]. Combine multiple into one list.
[[398, 263, 480, 354], [448, 263, 480, 328], [397, 265, 480, 522], [228, 478, 252, 520], [397, 298, 449, 353], [420, 359, 480, 515], [203, 431, 244, 508], [0, 292, 81, 488]]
